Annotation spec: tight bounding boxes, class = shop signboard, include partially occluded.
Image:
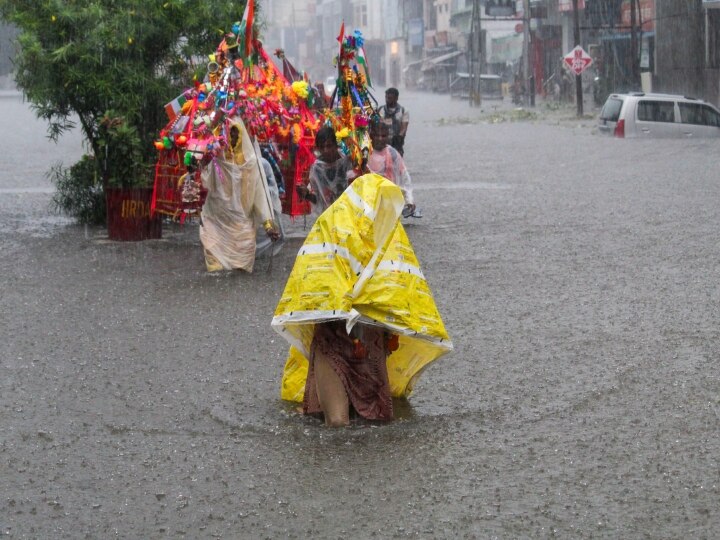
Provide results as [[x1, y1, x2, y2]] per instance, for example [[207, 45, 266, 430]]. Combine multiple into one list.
[[489, 33, 524, 64], [485, 0, 515, 17], [620, 0, 655, 32]]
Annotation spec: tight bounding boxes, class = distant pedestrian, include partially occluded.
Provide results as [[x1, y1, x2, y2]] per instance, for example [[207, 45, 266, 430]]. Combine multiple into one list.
[[255, 155, 286, 259], [377, 87, 409, 156], [259, 143, 285, 195]]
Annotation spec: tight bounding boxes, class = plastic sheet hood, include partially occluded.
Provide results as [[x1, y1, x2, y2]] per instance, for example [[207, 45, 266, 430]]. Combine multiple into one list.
[[271, 173, 453, 401]]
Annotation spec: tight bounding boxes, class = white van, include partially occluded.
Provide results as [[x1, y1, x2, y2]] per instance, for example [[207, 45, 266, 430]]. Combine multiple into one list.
[[598, 92, 720, 138]]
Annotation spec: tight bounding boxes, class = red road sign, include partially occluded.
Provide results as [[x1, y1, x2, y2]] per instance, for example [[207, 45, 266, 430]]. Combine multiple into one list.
[[563, 46, 593, 76]]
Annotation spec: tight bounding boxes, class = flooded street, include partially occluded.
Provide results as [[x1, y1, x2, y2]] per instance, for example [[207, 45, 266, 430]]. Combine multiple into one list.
[[1, 91, 719, 538]]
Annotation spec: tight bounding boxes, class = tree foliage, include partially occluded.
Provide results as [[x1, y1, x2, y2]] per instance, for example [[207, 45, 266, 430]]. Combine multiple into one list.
[[0, 0, 251, 221]]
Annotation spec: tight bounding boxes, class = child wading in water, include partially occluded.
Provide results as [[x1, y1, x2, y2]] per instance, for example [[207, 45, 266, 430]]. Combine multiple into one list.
[[297, 126, 357, 215], [367, 120, 416, 218]]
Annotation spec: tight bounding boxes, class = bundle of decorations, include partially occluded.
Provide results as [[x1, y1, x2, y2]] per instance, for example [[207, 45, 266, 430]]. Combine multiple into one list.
[[151, 9, 322, 220], [322, 28, 377, 170], [250, 45, 323, 217]]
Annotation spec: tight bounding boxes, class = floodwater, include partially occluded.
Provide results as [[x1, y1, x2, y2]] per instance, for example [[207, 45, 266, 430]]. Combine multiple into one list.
[[1, 91, 719, 538], [0, 93, 85, 191]]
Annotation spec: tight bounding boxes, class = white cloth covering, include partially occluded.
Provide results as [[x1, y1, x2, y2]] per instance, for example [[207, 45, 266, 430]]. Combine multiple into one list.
[[255, 157, 286, 259], [367, 146, 414, 206], [199, 119, 274, 272]]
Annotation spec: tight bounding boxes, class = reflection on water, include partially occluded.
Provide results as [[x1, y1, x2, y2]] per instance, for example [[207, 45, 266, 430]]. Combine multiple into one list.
[[0, 93, 84, 190]]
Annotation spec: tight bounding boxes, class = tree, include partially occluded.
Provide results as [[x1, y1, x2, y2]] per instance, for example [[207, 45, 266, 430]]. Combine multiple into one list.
[[0, 0, 252, 224]]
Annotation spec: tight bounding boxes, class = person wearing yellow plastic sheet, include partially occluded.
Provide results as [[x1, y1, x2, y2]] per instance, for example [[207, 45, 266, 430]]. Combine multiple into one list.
[[200, 119, 279, 272], [271, 174, 453, 426]]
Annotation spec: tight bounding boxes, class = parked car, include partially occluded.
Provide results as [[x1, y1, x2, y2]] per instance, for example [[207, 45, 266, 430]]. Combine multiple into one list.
[[598, 92, 720, 138]]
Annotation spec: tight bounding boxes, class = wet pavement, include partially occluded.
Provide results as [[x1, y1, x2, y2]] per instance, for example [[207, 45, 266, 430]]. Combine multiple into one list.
[[1, 91, 719, 538]]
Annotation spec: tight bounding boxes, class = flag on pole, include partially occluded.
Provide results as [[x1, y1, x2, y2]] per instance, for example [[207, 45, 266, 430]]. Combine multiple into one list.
[[282, 56, 301, 82], [164, 94, 187, 121], [357, 46, 372, 87], [241, 0, 255, 58], [336, 21, 345, 57]]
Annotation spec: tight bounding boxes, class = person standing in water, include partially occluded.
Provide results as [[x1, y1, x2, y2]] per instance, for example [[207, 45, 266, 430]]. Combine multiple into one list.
[[377, 87, 409, 156], [367, 120, 415, 218], [297, 126, 359, 215], [199, 120, 279, 272]]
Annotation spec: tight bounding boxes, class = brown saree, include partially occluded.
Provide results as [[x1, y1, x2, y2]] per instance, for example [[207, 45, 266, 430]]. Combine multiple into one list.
[[303, 321, 393, 421]]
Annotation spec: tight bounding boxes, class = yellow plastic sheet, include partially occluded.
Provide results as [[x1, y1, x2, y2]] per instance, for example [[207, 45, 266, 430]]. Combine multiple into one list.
[[272, 173, 452, 401]]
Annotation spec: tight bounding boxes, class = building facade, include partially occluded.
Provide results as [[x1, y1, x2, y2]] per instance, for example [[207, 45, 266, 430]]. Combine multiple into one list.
[[530, 0, 720, 106], [265, 0, 719, 105], [263, 0, 318, 73]]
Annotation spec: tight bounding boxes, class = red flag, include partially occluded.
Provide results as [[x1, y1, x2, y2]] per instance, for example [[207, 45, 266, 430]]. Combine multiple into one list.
[[336, 21, 345, 56], [242, 0, 255, 57], [282, 57, 301, 82]]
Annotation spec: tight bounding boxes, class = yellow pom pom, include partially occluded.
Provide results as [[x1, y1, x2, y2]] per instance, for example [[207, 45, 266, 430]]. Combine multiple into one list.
[[291, 81, 309, 100]]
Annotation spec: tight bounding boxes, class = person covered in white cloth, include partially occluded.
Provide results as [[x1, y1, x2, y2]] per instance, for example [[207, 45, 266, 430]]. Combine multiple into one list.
[[255, 155, 286, 259], [199, 118, 279, 272]]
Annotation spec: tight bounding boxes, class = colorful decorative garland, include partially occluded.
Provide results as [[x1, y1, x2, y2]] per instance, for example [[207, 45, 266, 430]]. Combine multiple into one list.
[[323, 28, 377, 169], [151, 16, 323, 219]]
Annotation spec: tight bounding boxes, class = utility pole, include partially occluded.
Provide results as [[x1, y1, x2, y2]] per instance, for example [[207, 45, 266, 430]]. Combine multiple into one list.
[[523, 0, 531, 106], [469, 0, 482, 107], [630, 0, 639, 87], [573, 0, 583, 116]]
